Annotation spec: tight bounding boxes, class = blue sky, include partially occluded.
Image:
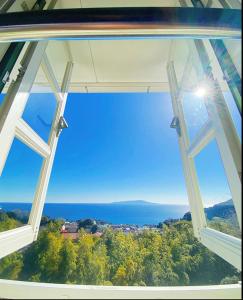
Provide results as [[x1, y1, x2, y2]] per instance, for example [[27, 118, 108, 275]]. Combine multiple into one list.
[[0, 91, 241, 206]]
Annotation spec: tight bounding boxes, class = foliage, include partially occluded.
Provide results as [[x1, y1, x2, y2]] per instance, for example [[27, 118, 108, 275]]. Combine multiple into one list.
[[208, 218, 241, 239], [0, 252, 23, 280], [0, 219, 241, 286], [182, 199, 241, 239], [78, 219, 95, 229], [6, 209, 29, 224], [220, 275, 240, 285], [0, 211, 22, 232]]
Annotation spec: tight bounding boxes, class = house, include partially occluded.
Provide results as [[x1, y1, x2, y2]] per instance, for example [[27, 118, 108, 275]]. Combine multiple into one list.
[[60, 222, 78, 233]]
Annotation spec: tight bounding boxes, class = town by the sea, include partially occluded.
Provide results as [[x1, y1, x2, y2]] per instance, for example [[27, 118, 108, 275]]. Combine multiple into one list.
[[0, 201, 189, 226]]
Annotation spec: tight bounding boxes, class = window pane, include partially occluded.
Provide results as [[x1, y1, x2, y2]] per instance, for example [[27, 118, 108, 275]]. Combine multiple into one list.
[[0, 41, 31, 97], [179, 62, 209, 142], [0, 139, 43, 232], [22, 93, 57, 142], [223, 91, 242, 141], [181, 91, 209, 142], [194, 139, 241, 238]]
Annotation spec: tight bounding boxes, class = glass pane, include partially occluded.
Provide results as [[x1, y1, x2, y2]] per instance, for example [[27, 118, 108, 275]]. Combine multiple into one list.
[[0, 94, 4, 107], [0, 41, 28, 97], [202, 38, 241, 141], [181, 91, 209, 142], [22, 93, 57, 142], [171, 40, 191, 84], [0, 139, 43, 232], [194, 139, 241, 238], [0, 40, 57, 143], [1, 0, 46, 13], [180, 63, 209, 142], [0, 0, 186, 12], [3, 0, 240, 12], [223, 39, 242, 77], [223, 91, 242, 141]]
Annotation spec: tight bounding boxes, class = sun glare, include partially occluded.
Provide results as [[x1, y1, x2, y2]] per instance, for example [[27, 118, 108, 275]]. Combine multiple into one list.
[[194, 86, 207, 98]]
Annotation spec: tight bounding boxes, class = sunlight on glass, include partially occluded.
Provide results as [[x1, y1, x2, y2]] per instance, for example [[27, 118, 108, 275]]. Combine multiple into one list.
[[194, 86, 207, 98]]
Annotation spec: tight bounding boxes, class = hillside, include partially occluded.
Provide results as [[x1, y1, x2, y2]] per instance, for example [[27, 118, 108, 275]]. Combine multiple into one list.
[[182, 199, 240, 238], [183, 199, 237, 221], [205, 199, 237, 222]]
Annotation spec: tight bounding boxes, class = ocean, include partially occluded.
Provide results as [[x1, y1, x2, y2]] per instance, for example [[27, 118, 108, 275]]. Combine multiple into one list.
[[0, 202, 189, 226]]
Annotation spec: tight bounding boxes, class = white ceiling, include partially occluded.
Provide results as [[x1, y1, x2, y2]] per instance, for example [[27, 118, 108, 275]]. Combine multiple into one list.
[[33, 36, 241, 93], [32, 0, 240, 93], [32, 37, 175, 93], [32, 0, 179, 93], [1, 0, 241, 93]]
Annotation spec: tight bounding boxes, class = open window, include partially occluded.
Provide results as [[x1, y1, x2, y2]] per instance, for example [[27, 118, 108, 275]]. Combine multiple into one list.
[[167, 39, 241, 269], [0, 40, 73, 258], [0, 0, 241, 298]]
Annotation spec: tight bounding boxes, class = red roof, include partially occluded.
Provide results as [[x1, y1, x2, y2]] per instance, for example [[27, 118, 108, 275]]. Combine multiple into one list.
[[61, 232, 79, 240]]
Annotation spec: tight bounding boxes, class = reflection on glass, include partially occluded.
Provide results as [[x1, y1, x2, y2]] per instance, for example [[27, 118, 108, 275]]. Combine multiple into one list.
[[172, 40, 190, 84], [181, 92, 209, 142], [1, 0, 193, 12], [0, 94, 4, 107], [22, 93, 57, 142], [223, 91, 242, 141], [0, 139, 43, 233], [194, 139, 241, 238]]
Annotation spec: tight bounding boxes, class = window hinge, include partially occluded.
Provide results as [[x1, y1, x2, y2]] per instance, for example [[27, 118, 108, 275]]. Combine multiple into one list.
[[16, 66, 26, 82], [57, 116, 68, 137]]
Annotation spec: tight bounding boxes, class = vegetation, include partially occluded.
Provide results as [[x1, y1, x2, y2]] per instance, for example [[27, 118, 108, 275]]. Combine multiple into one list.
[[0, 215, 240, 286], [182, 199, 241, 239], [208, 217, 241, 238], [0, 210, 23, 232], [78, 218, 98, 234]]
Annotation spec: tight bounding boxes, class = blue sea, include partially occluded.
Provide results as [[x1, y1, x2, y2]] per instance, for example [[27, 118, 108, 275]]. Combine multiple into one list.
[[0, 202, 189, 226]]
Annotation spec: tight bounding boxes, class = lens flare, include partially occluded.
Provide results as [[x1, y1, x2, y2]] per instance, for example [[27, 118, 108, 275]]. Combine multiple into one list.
[[194, 86, 207, 98]]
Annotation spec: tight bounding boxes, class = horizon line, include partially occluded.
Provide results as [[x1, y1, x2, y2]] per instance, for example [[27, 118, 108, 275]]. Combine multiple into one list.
[[0, 200, 189, 206]]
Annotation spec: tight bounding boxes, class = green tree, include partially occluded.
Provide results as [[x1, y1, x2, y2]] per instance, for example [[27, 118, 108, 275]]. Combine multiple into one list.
[[0, 211, 21, 232], [76, 232, 108, 285], [58, 237, 77, 283], [21, 227, 63, 283], [0, 217, 240, 287], [220, 275, 240, 285], [0, 252, 23, 280]]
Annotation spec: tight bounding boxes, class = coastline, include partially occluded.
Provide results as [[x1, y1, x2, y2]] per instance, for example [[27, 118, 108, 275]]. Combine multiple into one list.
[[0, 202, 189, 226]]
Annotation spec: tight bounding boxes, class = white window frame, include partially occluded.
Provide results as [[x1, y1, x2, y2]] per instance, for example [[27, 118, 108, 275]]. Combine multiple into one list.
[[0, 279, 241, 299], [0, 40, 73, 258], [167, 40, 241, 270], [0, 0, 240, 276]]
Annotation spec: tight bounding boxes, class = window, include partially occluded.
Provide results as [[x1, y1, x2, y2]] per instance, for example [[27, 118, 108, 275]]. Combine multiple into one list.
[[168, 39, 241, 269], [0, 1, 241, 298], [0, 40, 73, 258]]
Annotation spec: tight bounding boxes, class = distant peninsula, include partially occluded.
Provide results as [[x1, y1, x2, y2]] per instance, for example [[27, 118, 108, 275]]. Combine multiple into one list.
[[111, 200, 158, 205]]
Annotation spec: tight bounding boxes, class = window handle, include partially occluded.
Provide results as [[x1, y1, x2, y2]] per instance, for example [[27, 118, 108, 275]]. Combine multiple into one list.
[[170, 116, 181, 137], [57, 116, 68, 137]]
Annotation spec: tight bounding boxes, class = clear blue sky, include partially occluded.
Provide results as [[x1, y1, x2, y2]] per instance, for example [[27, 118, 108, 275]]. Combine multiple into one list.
[[0, 91, 240, 206]]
